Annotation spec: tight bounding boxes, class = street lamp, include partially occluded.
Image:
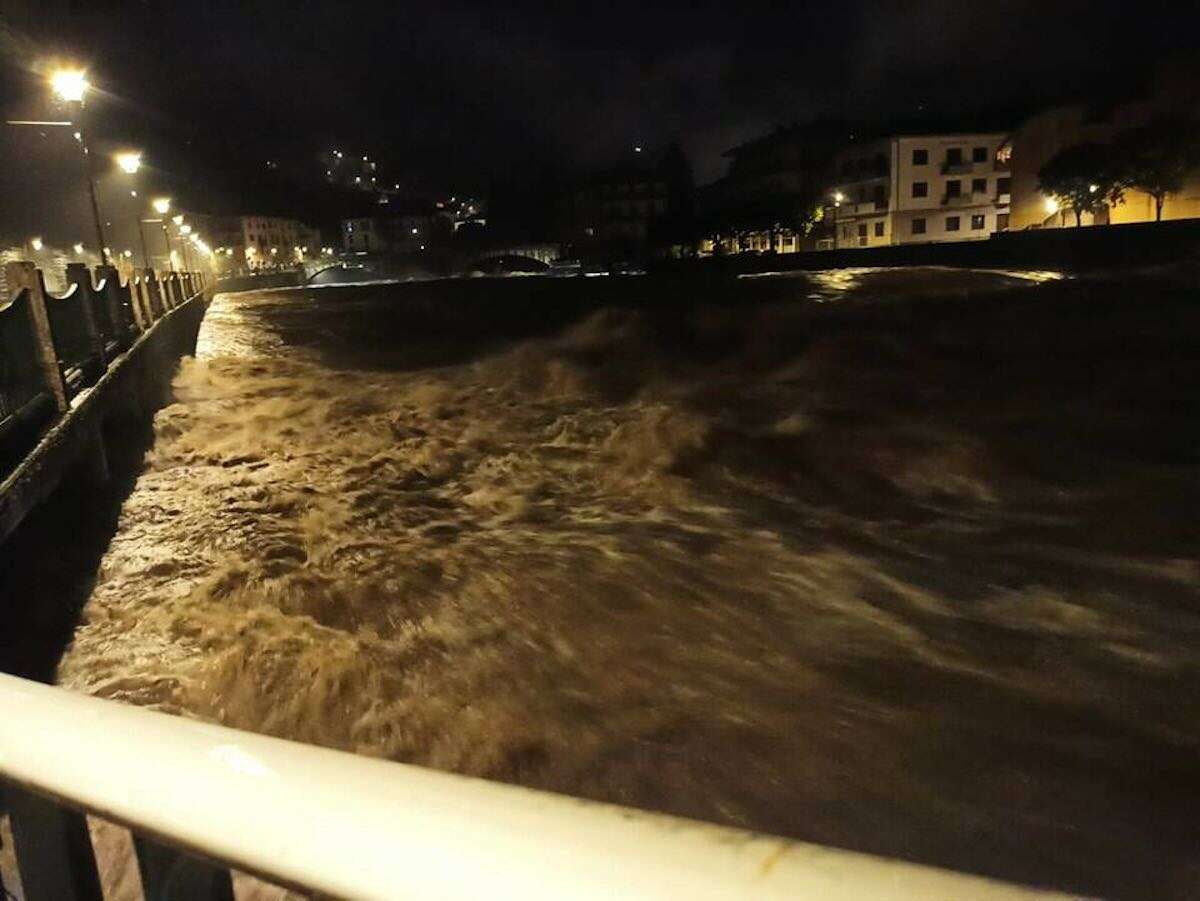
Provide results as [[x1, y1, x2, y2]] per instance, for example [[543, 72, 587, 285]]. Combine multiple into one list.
[[115, 151, 141, 175], [30, 237, 44, 251], [831, 191, 845, 250], [47, 67, 111, 265], [50, 69, 88, 103], [142, 197, 175, 272]]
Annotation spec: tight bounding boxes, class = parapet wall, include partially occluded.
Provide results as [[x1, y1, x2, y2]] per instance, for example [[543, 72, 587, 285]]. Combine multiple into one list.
[[0, 262, 210, 545]]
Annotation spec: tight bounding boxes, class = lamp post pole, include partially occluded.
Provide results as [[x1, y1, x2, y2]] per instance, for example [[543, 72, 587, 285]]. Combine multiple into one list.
[[68, 101, 110, 266], [136, 219, 152, 269]]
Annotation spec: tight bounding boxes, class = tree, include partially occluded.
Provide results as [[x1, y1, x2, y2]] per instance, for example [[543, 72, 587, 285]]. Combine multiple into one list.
[[1038, 142, 1124, 227], [1113, 116, 1200, 221]]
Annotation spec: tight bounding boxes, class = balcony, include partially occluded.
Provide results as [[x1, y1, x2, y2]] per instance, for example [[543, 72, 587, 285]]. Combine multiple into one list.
[[940, 192, 976, 206], [941, 161, 974, 175], [995, 192, 1012, 206], [849, 199, 887, 215]]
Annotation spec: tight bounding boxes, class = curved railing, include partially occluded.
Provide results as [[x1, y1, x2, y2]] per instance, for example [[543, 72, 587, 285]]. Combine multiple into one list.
[[0, 672, 1062, 901]]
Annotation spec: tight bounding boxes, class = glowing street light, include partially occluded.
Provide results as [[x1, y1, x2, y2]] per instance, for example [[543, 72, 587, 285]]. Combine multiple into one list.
[[172, 214, 184, 226], [30, 237, 44, 251], [1044, 196, 1059, 215], [115, 151, 142, 174], [73, 242, 84, 254], [179, 224, 192, 235], [153, 197, 171, 215], [49, 69, 88, 103], [830, 191, 846, 250], [39, 65, 111, 263]]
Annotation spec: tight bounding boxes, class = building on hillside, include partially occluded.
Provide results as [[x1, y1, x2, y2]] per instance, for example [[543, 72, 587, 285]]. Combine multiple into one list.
[[340, 212, 447, 253], [559, 145, 693, 259], [820, 133, 1011, 248], [1009, 61, 1200, 229], [699, 121, 847, 255]]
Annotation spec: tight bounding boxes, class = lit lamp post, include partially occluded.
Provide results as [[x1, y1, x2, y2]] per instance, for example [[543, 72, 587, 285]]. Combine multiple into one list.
[[178, 223, 194, 271], [49, 69, 112, 266], [140, 197, 175, 271], [831, 192, 845, 250], [111, 151, 159, 267]]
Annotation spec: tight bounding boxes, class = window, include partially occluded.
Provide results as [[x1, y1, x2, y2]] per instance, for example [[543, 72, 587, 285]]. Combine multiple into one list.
[[912, 217, 927, 235], [946, 147, 963, 166], [972, 177, 988, 194], [997, 177, 1012, 195], [946, 179, 962, 198], [857, 223, 867, 238], [997, 213, 1010, 231], [874, 221, 885, 237], [972, 146, 988, 163], [912, 181, 928, 198], [946, 215, 961, 231], [971, 214, 986, 230], [912, 148, 928, 165]]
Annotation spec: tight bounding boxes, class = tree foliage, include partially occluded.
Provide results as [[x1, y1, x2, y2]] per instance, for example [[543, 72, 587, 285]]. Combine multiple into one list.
[[1038, 142, 1124, 227], [1112, 116, 1200, 221]]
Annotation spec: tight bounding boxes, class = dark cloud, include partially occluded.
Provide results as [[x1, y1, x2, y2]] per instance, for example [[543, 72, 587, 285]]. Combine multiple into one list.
[[1, 0, 1197, 243]]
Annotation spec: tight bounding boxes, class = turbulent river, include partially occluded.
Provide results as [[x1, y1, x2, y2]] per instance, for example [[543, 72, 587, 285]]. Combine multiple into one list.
[[30, 267, 1200, 897]]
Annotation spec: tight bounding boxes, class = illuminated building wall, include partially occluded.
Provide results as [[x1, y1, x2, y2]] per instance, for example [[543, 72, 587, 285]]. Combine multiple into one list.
[[1010, 63, 1200, 230], [824, 133, 1010, 248]]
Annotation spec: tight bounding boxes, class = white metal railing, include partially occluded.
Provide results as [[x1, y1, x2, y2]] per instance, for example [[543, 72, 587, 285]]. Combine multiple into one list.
[[0, 673, 1067, 900]]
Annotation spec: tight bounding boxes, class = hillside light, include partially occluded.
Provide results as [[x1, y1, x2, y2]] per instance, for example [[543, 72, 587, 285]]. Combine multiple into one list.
[[1089, 184, 1099, 193], [153, 197, 171, 215], [115, 151, 142, 174], [49, 69, 88, 103]]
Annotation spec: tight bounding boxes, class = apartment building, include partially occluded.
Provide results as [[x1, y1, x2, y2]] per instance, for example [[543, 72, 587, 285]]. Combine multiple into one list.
[[825, 133, 1011, 247], [240, 216, 308, 265]]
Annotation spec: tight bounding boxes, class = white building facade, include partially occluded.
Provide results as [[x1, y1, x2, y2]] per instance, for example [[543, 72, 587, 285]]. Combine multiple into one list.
[[825, 133, 1012, 248]]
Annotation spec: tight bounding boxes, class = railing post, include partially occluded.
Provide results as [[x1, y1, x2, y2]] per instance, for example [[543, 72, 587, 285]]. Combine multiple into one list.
[[63, 263, 108, 367], [134, 836, 235, 901], [145, 269, 165, 320], [4, 261, 68, 414], [129, 275, 150, 331], [4, 787, 104, 901], [96, 264, 136, 345]]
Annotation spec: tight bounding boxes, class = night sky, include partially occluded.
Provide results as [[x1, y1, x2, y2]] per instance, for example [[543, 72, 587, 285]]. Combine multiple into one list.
[[2, 0, 1198, 246]]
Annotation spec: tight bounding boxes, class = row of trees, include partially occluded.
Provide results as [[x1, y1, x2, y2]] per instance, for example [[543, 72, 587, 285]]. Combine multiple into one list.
[[1039, 116, 1200, 226]]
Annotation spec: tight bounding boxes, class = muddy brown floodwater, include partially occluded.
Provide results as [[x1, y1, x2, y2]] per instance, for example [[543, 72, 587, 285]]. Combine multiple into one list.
[[35, 267, 1200, 898]]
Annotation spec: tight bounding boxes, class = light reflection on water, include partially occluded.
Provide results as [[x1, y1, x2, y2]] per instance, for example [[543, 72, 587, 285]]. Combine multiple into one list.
[[56, 267, 1199, 899]]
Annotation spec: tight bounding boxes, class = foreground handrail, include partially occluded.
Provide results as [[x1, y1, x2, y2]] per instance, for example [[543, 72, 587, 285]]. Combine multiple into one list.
[[0, 674, 1060, 899]]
